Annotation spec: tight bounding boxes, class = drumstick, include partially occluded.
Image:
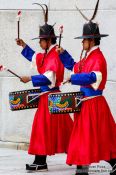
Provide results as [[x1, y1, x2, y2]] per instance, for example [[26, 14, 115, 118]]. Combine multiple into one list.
[[18, 21, 20, 39], [58, 26, 63, 48], [0, 64, 21, 79], [62, 79, 71, 85], [7, 69, 21, 79], [17, 11, 21, 39]]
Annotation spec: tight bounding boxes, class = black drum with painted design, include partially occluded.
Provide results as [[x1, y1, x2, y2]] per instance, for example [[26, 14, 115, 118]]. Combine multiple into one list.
[[9, 89, 41, 111], [48, 91, 83, 114]]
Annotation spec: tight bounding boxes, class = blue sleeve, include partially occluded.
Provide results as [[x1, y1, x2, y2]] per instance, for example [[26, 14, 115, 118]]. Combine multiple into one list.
[[21, 45, 35, 62], [31, 74, 51, 87], [59, 50, 76, 70], [71, 72, 97, 86]]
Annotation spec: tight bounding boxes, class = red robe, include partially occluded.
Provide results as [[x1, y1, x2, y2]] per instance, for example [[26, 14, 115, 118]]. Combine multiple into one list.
[[66, 48, 116, 165], [28, 46, 73, 155]]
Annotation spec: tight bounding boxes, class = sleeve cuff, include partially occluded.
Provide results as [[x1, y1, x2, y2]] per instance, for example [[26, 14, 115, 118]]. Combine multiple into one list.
[[71, 72, 97, 86], [59, 50, 75, 70], [91, 71, 102, 90], [31, 74, 51, 87], [21, 45, 35, 62], [44, 71, 56, 88]]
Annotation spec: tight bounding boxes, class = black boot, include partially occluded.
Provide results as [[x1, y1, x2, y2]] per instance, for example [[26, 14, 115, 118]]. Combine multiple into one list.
[[107, 159, 116, 175], [26, 155, 48, 172], [33, 155, 47, 165], [75, 165, 89, 175]]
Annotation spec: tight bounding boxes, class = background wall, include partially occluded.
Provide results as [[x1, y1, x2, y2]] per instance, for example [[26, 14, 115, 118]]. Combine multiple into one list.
[[0, 0, 116, 145]]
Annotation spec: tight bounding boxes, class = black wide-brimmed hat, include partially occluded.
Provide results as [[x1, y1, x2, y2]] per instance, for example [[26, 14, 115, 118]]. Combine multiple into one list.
[[75, 0, 108, 39], [32, 23, 60, 40], [75, 21, 108, 39], [32, 3, 59, 40]]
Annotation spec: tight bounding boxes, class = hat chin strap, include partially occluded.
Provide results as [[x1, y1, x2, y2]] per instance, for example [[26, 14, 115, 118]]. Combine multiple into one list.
[[78, 40, 91, 72], [40, 39, 50, 67]]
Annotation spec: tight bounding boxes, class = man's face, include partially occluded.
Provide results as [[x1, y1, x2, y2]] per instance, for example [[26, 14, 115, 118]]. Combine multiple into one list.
[[82, 39, 91, 51], [39, 38, 48, 50]]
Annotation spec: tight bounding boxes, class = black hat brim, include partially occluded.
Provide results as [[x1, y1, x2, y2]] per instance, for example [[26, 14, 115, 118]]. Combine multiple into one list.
[[74, 34, 109, 39]]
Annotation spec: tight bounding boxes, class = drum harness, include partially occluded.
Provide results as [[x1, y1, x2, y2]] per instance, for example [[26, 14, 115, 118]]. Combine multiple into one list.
[[28, 88, 102, 109], [75, 95, 102, 107], [27, 91, 50, 104]]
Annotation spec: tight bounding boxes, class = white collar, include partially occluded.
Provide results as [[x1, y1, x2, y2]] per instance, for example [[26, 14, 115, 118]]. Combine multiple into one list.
[[86, 45, 99, 58], [47, 44, 57, 53]]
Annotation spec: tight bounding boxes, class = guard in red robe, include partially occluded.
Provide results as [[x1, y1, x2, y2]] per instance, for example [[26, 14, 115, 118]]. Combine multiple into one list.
[[58, 1, 116, 174], [16, 4, 73, 172]]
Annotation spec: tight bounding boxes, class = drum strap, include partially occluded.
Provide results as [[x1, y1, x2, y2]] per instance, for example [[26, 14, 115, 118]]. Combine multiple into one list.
[[28, 87, 59, 104], [76, 95, 102, 107], [28, 91, 50, 104]]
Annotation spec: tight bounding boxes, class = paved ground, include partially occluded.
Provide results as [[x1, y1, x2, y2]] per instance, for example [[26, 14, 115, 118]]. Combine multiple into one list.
[[0, 148, 75, 175], [0, 148, 112, 175]]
